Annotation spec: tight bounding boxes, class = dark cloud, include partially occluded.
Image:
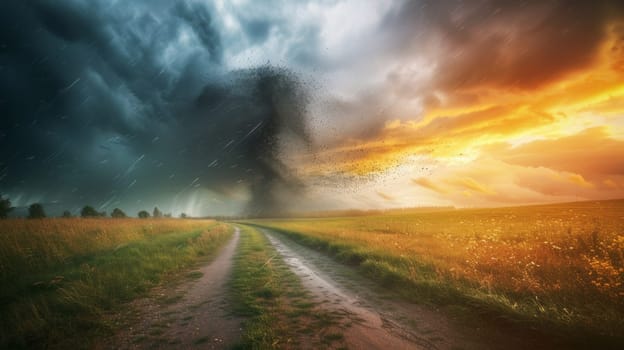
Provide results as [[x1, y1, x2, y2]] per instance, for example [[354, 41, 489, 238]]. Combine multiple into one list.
[[35, 1, 99, 43], [385, 0, 624, 91], [241, 19, 273, 43], [0, 0, 310, 216], [312, 0, 624, 148], [173, 66, 310, 214], [3, 0, 622, 215], [175, 1, 223, 63]]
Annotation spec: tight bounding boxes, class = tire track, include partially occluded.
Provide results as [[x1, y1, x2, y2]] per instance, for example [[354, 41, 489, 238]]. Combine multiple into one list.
[[259, 227, 564, 350], [99, 228, 242, 349], [262, 228, 441, 350]]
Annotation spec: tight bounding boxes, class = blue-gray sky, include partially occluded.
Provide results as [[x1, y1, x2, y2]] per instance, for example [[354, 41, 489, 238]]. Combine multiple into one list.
[[1, 0, 315, 216]]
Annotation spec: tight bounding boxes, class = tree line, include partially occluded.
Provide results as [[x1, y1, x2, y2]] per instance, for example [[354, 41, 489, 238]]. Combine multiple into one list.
[[0, 195, 187, 219]]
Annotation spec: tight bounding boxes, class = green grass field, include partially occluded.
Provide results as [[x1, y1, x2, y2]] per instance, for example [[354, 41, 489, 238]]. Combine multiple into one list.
[[0, 218, 232, 349], [244, 199, 624, 345], [229, 225, 344, 349], [1, 200, 622, 348]]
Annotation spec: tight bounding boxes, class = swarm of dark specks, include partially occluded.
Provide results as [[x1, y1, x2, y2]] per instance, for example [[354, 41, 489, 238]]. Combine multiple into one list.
[[190, 66, 311, 215]]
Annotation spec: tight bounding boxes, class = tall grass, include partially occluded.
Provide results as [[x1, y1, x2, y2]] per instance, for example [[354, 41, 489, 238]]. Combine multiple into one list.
[[0, 218, 220, 280], [0, 218, 232, 349], [246, 200, 624, 342]]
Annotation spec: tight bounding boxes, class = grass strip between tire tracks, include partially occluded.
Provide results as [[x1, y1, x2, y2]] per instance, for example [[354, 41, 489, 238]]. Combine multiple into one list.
[[229, 225, 347, 349]]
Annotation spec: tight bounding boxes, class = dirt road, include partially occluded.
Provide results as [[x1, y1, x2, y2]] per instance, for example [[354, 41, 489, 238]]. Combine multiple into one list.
[[100, 225, 553, 349], [100, 228, 242, 349], [260, 228, 547, 350]]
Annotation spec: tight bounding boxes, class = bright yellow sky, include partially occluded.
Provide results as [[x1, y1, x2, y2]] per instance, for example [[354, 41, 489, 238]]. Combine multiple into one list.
[[297, 21, 624, 209]]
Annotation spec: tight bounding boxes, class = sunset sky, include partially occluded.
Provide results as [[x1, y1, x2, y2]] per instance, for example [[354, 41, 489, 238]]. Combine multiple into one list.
[[1, 0, 624, 215]]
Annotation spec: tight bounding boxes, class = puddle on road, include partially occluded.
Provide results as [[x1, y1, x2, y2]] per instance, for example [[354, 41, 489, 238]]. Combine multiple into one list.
[[261, 229, 559, 350], [263, 229, 442, 350]]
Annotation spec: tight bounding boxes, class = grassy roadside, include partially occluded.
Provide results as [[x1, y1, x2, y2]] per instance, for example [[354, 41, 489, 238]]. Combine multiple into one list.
[[229, 225, 347, 349], [243, 220, 624, 349], [0, 219, 232, 349]]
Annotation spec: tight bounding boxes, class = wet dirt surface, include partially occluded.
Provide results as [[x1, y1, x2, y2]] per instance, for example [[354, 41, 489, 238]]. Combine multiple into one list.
[[261, 228, 551, 350], [98, 228, 242, 349]]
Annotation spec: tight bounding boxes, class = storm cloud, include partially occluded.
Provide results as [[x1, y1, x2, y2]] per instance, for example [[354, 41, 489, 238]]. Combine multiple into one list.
[[309, 0, 624, 148], [2, 0, 623, 215], [0, 0, 310, 216], [382, 0, 624, 91]]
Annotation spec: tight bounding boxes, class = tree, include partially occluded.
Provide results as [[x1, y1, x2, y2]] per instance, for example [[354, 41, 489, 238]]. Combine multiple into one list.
[[111, 208, 127, 218], [138, 210, 150, 218], [0, 195, 13, 218], [62, 210, 72, 218], [164, 213, 172, 218], [81, 205, 99, 217], [180, 212, 187, 219], [153, 206, 162, 218], [28, 203, 46, 219]]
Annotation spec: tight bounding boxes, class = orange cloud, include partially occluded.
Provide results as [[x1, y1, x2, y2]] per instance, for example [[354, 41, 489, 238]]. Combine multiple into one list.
[[407, 158, 624, 207], [603, 179, 619, 189], [412, 177, 449, 195], [306, 23, 624, 171], [489, 127, 624, 180], [445, 177, 496, 195], [376, 191, 395, 201], [298, 15, 624, 208], [568, 174, 595, 189]]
